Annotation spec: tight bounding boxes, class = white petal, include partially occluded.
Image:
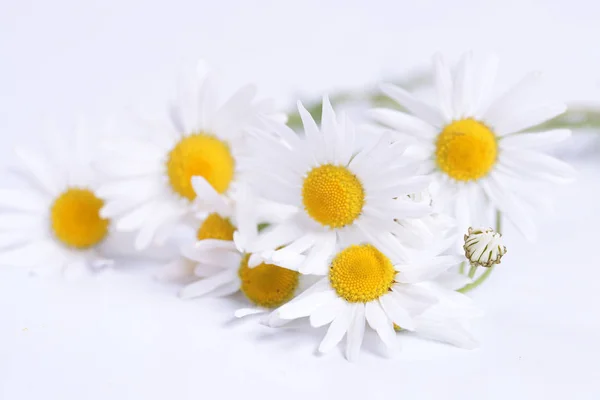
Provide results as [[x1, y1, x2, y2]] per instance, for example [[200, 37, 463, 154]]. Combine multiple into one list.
[[470, 53, 499, 117], [234, 308, 264, 318], [484, 71, 542, 127], [368, 108, 436, 139], [247, 220, 302, 252], [13, 148, 61, 195], [318, 304, 353, 354], [191, 176, 230, 215], [492, 103, 567, 136], [452, 52, 474, 119], [396, 255, 463, 283], [380, 83, 443, 127], [135, 205, 181, 250], [0, 189, 46, 213], [0, 231, 38, 250], [500, 149, 575, 182], [390, 285, 438, 316], [365, 301, 398, 351], [309, 296, 346, 328], [179, 270, 237, 299], [299, 233, 336, 275], [182, 246, 240, 268], [414, 317, 479, 349], [500, 129, 571, 151], [345, 303, 366, 361], [432, 53, 454, 121], [156, 258, 195, 281], [379, 294, 415, 331], [277, 289, 336, 320], [115, 201, 160, 232], [434, 271, 472, 291], [0, 239, 63, 268], [481, 175, 537, 241]]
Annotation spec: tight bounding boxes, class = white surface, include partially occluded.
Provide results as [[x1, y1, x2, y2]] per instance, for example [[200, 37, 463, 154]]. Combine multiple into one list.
[[1, 159, 599, 399], [1, 0, 600, 399]]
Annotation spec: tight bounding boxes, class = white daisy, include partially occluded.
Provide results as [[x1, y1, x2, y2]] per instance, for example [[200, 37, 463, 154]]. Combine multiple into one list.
[[172, 178, 308, 314], [265, 240, 463, 361], [370, 52, 576, 240], [0, 124, 114, 276], [96, 62, 284, 250], [244, 97, 433, 274]]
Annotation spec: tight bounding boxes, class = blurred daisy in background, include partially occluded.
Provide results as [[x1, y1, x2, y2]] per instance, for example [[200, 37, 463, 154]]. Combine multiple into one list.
[[371, 52, 575, 239], [265, 237, 468, 361], [173, 178, 306, 316], [96, 61, 284, 250], [244, 97, 433, 275], [0, 123, 115, 276]]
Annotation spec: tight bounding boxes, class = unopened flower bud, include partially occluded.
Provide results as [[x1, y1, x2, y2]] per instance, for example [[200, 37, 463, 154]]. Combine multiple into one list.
[[464, 227, 506, 267]]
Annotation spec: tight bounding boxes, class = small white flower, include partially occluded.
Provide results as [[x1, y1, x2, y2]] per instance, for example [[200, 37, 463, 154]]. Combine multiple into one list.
[[0, 123, 117, 276], [371, 52, 575, 241], [167, 181, 309, 315], [464, 227, 506, 267], [244, 97, 433, 275], [96, 61, 283, 250], [263, 238, 465, 361]]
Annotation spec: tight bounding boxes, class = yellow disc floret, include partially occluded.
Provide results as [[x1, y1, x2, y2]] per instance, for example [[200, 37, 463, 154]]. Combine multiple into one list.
[[302, 164, 365, 228], [435, 118, 497, 182], [329, 244, 396, 303], [238, 255, 300, 308], [196, 213, 235, 241], [166, 133, 235, 200], [50, 188, 109, 249]]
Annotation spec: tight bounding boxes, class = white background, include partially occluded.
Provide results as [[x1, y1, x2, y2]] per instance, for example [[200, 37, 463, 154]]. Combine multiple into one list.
[[1, 0, 599, 399]]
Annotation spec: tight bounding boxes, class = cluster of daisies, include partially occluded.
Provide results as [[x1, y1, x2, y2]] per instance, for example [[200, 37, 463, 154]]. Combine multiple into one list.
[[0, 53, 574, 360]]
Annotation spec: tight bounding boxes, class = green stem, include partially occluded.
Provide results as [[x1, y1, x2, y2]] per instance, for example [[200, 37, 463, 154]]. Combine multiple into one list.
[[467, 264, 477, 279], [457, 265, 495, 294], [457, 210, 502, 294], [458, 261, 465, 275]]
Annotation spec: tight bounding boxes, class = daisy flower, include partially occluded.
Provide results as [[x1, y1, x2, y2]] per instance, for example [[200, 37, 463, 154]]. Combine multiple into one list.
[[266, 239, 464, 361], [173, 178, 307, 315], [370, 52, 576, 239], [0, 124, 114, 276], [96, 62, 284, 250], [244, 97, 433, 274]]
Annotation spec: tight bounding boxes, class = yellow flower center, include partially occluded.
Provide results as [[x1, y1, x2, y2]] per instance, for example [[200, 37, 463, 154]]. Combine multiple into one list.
[[238, 255, 300, 308], [50, 188, 109, 249], [166, 133, 235, 200], [196, 213, 236, 241], [435, 118, 497, 182], [329, 244, 396, 303], [301, 164, 365, 228]]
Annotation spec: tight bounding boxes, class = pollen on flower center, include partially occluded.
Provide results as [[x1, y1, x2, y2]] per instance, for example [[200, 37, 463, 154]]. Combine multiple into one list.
[[166, 133, 235, 200], [302, 164, 365, 228], [329, 244, 396, 303], [50, 188, 109, 249], [435, 118, 497, 182], [238, 255, 300, 308], [197, 213, 235, 241]]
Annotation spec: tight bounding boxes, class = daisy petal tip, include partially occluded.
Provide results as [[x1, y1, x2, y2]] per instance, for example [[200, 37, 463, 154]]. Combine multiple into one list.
[[178, 288, 193, 300]]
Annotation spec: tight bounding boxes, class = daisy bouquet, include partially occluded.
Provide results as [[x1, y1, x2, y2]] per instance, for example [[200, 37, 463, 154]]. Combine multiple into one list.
[[0, 52, 581, 360]]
